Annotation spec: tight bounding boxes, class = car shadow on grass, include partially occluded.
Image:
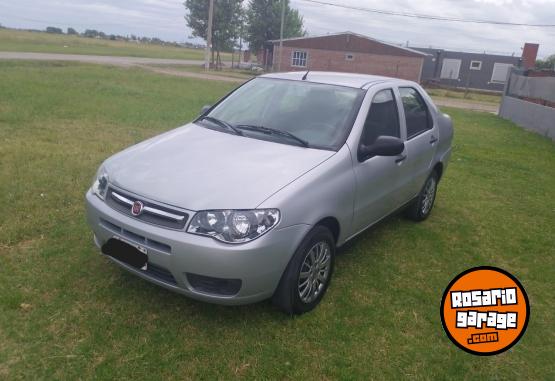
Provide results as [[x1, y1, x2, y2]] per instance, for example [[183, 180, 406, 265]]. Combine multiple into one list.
[[96, 210, 408, 324]]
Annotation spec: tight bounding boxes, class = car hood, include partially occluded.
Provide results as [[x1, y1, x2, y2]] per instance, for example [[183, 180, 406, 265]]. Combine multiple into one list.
[[105, 123, 335, 210]]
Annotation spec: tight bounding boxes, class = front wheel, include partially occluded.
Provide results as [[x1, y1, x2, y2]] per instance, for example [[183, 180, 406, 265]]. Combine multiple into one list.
[[272, 226, 335, 315], [405, 170, 439, 221]]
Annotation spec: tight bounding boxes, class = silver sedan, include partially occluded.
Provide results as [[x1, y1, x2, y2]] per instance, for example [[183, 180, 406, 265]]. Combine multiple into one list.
[[86, 71, 453, 314]]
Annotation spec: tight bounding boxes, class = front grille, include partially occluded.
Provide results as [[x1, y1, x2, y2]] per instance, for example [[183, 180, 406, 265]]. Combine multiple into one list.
[[106, 187, 188, 230]]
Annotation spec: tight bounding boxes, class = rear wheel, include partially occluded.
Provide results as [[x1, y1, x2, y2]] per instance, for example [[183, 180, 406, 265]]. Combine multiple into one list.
[[405, 170, 439, 221], [272, 226, 335, 315]]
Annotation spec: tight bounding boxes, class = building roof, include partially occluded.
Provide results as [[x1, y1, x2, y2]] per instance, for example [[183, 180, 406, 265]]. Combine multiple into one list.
[[260, 71, 412, 89], [413, 47, 520, 61], [269, 32, 427, 58]]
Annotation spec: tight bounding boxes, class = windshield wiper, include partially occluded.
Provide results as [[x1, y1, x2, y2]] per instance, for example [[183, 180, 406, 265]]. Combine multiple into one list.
[[236, 124, 309, 147], [198, 116, 243, 136]]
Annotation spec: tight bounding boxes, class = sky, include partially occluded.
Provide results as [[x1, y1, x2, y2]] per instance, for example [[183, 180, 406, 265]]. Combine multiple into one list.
[[1, 0, 554, 58]]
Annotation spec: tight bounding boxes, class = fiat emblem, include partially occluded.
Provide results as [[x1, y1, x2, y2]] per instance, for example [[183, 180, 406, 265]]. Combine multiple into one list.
[[131, 201, 144, 216]]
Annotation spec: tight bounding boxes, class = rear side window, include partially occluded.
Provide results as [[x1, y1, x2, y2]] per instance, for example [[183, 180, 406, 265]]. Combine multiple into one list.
[[399, 87, 433, 139], [360, 89, 400, 146]]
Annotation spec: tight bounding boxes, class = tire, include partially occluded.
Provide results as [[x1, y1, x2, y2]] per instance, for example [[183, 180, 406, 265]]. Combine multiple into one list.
[[272, 225, 335, 315], [405, 170, 439, 222]]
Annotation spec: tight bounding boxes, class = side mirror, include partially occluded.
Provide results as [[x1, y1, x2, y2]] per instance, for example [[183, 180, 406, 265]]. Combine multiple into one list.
[[358, 136, 405, 161], [200, 104, 212, 115]]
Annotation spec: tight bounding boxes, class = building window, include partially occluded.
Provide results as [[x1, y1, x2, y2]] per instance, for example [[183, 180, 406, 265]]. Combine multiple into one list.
[[470, 60, 482, 70], [491, 63, 513, 83], [440, 58, 461, 80], [345, 53, 354, 61], [291, 50, 307, 67]]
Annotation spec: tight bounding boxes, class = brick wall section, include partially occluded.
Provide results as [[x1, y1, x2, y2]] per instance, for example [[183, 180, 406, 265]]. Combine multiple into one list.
[[521, 43, 539, 70], [273, 46, 424, 82]]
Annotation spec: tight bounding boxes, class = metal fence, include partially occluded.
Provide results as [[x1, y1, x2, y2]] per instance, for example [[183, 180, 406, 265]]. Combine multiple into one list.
[[498, 68, 555, 140]]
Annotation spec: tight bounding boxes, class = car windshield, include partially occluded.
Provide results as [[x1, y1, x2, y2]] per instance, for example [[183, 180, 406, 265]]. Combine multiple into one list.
[[200, 78, 364, 150]]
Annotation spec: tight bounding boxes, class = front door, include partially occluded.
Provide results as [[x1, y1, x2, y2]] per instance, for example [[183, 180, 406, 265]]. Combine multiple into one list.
[[351, 88, 406, 233]]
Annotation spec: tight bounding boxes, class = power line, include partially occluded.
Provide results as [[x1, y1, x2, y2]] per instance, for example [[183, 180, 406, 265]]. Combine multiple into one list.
[[298, 0, 555, 28]]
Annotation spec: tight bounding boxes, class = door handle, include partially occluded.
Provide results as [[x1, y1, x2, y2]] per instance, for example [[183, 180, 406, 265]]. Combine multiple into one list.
[[429, 135, 438, 144], [395, 155, 407, 163]]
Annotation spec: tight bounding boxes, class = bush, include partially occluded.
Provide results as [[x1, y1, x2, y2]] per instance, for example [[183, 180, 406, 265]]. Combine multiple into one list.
[[46, 26, 63, 34]]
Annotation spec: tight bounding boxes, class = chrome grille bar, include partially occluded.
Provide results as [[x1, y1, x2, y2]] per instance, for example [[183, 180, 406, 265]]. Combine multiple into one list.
[[110, 191, 185, 222], [112, 191, 133, 206]]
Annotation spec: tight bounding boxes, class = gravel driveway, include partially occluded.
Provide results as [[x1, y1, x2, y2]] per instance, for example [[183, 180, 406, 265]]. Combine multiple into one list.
[[0, 52, 501, 111], [0, 51, 208, 66]]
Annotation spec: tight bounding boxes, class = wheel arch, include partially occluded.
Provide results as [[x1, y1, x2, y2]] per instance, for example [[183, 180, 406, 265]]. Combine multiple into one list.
[[315, 216, 340, 245], [433, 161, 444, 181]]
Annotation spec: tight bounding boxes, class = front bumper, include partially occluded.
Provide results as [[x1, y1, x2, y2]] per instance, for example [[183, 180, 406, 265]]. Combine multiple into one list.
[[86, 190, 310, 305]]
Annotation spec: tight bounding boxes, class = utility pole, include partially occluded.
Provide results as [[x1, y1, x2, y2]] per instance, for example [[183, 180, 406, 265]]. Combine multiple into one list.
[[205, 0, 214, 71], [239, 22, 243, 66], [278, 0, 286, 71]]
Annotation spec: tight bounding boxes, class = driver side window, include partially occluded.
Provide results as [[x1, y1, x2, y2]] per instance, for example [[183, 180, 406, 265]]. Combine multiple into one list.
[[360, 89, 400, 147]]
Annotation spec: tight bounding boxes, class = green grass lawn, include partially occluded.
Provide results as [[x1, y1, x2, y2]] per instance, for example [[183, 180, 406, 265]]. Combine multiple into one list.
[[0, 29, 232, 61], [0, 61, 553, 380]]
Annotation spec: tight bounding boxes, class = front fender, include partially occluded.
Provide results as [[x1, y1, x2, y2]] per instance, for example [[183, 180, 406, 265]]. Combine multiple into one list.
[[257, 145, 355, 246]]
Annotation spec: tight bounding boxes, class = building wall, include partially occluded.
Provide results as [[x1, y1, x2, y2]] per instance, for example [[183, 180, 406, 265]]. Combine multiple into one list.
[[416, 48, 521, 91], [521, 43, 539, 70], [273, 46, 424, 82]]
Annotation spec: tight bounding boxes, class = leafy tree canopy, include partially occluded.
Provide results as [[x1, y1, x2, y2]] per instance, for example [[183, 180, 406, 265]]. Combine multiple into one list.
[[246, 0, 305, 52], [535, 54, 555, 70], [184, 0, 243, 53], [45, 26, 63, 34]]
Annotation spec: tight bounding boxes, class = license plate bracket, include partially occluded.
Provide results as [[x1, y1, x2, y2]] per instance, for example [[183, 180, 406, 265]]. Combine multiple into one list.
[[101, 236, 148, 270]]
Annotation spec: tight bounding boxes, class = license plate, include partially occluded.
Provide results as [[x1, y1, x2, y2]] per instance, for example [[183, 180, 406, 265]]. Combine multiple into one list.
[[101, 236, 148, 270]]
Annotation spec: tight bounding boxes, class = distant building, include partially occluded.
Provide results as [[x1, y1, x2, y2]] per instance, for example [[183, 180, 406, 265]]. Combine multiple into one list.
[[413, 43, 539, 92], [265, 32, 427, 82]]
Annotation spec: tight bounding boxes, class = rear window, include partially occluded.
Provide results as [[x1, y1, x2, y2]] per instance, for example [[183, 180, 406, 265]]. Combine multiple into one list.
[[399, 87, 433, 139]]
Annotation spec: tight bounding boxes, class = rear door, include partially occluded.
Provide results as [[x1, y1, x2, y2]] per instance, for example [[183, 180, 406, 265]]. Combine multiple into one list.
[[395, 86, 438, 202], [351, 88, 406, 233]]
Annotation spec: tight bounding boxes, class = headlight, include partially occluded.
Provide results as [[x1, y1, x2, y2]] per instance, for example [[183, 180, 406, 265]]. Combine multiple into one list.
[[187, 209, 280, 244], [91, 166, 109, 200]]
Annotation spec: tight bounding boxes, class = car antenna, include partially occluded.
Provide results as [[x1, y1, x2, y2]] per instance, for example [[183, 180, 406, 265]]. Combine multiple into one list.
[[301, 70, 309, 80]]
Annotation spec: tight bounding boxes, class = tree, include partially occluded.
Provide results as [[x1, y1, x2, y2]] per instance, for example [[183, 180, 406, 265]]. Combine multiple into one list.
[[245, 0, 305, 53], [184, 0, 243, 66], [67, 27, 78, 35], [536, 54, 555, 70], [46, 26, 63, 34], [83, 29, 100, 38]]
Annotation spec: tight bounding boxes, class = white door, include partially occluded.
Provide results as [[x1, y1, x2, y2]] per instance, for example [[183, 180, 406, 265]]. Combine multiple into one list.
[[440, 59, 461, 80], [491, 63, 513, 84]]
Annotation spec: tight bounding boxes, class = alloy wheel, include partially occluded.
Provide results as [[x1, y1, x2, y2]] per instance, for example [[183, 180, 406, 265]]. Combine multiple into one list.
[[421, 176, 437, 215], [298, 241, 331, 304]]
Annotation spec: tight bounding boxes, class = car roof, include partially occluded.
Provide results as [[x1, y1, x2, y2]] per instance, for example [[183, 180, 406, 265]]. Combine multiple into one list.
[[260, 71, 412, 89]]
